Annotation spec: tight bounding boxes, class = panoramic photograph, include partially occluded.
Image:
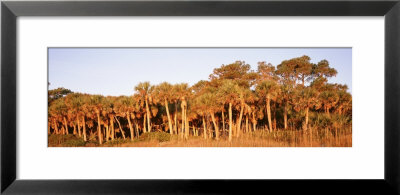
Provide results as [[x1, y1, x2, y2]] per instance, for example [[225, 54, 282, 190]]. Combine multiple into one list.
[[48, 48, 352, 147]]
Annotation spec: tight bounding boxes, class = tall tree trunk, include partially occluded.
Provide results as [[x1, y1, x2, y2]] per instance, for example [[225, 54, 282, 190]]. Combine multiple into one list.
[[210, 112, 219, 140], [115, 116, 126, 139], [165, 100, 173, 135], [229, 103, 233, 142], [284, 102, 288, 130], [266, 97, 272, 132], [305, 107, 309, 129], [73, 124, 77, 135], [97, 112, 103, 145], [185, 110, 189, 139], [174, 105, 178, 134], [48, 122, 51, 135], [246, 115, 249, 133], [145, 97, 151, 132], [181, 104, 185, 139], [135, 122, 139, 138], [110, 116, 114, 141], [203, 116, 207, 139], [77, 117, 81, 137], [222, 110, 225, 135], [237, 102, 244, 137], [252, 112, 256, 132], [105, 125, 110, 141], [82, 116, 87, 141], [127, 112, 134, 141], [53, 119, 59, 134], [143, 116, 147, 133], [63, 117, 69, 135]]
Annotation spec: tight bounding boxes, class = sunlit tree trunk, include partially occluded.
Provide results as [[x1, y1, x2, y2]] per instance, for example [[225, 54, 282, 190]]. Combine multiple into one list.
[[181, 104, 185, 139], [237, 102, 244, 137], [77, 117, 81, 137], [185, 111, 189, 139], [284, 102, 288, 130], [266, 96, 272, 132], [135, 123, 139, 138], [82, 116, 87, 141], [143, 116, 147, 133], [97, 112, 103, 145], [145, 97, 151, 132], [246, 115, 249, 133], [53, 119, 59, 134], [165, 100, 173, 135], [222, 110, 225, 135], [203, 116, 207, 139], [252, 112, 256, 132], [115, 116, 126, 139], [210, 112, 219, 140], [63, 117, 69, 135], [73, 124, 77, 135], [305, 107, 309, 129], [229, 103, 233, 142], [105, 125, 110, 141], [110, 116, 114, 141], [127, 112, 134, 141]]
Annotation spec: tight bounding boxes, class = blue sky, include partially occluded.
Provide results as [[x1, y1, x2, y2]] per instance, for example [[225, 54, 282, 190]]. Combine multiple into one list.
[[48, 48, 352, 96]]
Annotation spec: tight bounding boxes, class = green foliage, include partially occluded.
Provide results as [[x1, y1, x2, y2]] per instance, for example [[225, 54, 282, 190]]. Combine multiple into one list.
[[140, 132, 171, 142]]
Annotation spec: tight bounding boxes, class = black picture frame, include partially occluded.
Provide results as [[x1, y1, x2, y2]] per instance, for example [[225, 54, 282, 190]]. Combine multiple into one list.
[[1, 0, 399, 194]]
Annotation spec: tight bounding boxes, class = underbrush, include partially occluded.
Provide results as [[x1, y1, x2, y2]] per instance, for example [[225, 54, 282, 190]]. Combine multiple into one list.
[[139, 132, 171, 142], [48, 134, 86, 147]]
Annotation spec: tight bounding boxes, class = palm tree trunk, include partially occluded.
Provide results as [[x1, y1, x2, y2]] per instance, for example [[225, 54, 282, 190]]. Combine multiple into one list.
[[48, 122, 51, 135], [143, 116, 147, 133], [210, 112, 219, 140], [77, 117, 81, 137], [97, 112, 103, 145], [63, 117, 69, 135], [185, 110, 189, 139], [165, 100, 173, 135], [181, 105, 185, 139], [203, 116, 207, 139], [53, 119, 59, 134], [135, 122, 139, 138], [246, 115, 249, 133], [229, 103, 233, 142], [145, 98, 151, 132], [266, 97, 272, 132], [82, 116, 87, 141], [305, 107, 309, 129], [284, 102, 288, 130], [252, 112, 256, 132], [237, 103, 244, 137], [174, 105, 178, 134], [222, 110, 225, 135], [105, 125, 110, 141], [127, 112, 134, 141], [110, 116, 114, 141], [73, 124, 77, 135], [115, 116, 126, 139]]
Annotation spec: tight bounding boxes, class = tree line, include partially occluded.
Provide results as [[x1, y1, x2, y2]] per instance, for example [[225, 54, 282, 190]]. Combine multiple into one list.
[[48, 55, 352, 145]]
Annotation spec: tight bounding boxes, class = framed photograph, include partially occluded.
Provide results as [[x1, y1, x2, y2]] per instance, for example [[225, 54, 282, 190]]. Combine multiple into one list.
[[2, 0, 399, 194]]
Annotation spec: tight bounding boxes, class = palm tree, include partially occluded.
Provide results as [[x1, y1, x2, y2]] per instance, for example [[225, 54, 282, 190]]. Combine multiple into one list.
[[174, 83, 190, 139], [135, 82, 152, 133], [88, 95, 104, 144], [217, 80, 241, 142], [153, 82, 174, 134], [256, 80, 280, 132]]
